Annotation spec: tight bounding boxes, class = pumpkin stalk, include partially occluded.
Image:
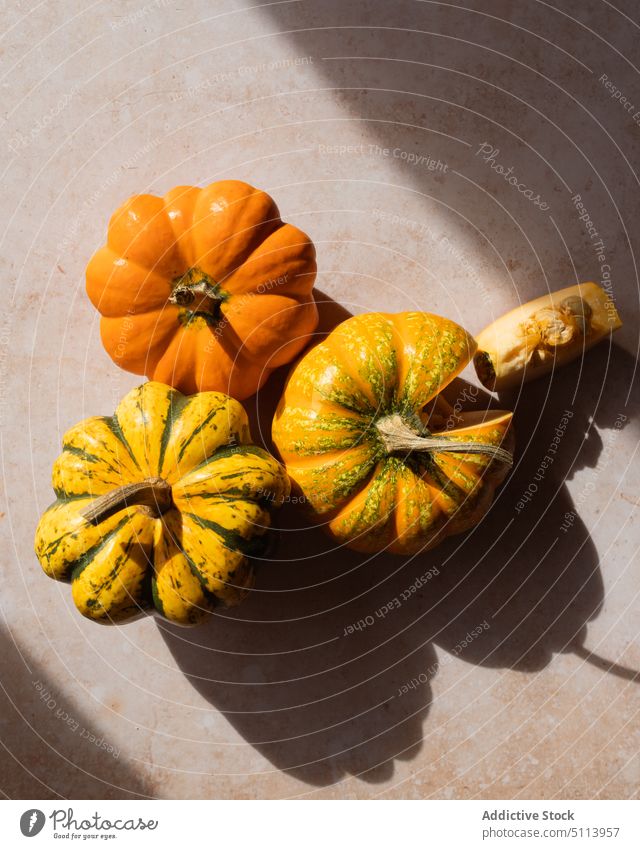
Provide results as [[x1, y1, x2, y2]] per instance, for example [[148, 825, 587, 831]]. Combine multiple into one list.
[[376, 414, 513, 467], [81, 477, 173, 525], [168, 278, 223, 309]]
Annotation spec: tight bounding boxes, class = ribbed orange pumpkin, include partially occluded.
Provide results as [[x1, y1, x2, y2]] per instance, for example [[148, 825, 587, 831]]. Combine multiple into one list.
[[86, 180, 318, 399], [272, 312, 514, 555]]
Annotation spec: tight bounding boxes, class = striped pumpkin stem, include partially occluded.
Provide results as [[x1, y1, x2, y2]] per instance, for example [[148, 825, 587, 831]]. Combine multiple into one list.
[[376, 414, 513, 467], [81, 477, 173, 526]]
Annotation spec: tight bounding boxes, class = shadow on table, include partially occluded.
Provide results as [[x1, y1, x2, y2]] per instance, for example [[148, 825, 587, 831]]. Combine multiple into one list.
[[427, 343, 637, 674], [160, 296, 637, 786], [256, 0, 639, 317], [0, 628, 152, 799], [160, 1, 639, 784]]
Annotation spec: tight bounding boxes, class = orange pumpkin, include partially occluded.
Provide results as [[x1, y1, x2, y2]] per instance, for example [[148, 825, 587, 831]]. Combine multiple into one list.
[[86, 180, 318, 399], [272, 312, 514, 555]]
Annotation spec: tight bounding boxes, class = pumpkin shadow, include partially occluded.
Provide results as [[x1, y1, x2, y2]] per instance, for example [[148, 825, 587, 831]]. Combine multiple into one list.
[[256, 0, 638, 329], [161, 292, 439, 785], [0, 627, 152, 799], [423, 344, 637, 674], [160, 322, 637, 788], [159, 513, 439, 786]]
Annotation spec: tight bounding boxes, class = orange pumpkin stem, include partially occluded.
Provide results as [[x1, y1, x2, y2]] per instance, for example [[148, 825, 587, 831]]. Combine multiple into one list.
[[376, 414, 513, 467], [81, 477, 173, 525]]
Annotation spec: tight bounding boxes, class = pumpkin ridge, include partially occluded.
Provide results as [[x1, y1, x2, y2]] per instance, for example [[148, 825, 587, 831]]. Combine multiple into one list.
[[35, 498, 144, 580], [151, 512, 217, 620], [391, 313, 476, 413], [173, 401, 230, 467], [312, 381, 375, 417], [159, 389, 249, 481], [442, 410, 514, 438], [115, 382, 179, 475], [322, 322, 390, 415], [275, 411, 369, 457], [162, 185, 201, 270], [281, 444, 376, 470], [63, 437, 133, 480], [178, 544, 247, 598], [72, 517, 154, 621], [216, 218, 286, 288], [183, 443, 272, 475], [104, 415, 142, 471], [36, 501, 92, 564], [216, 465, 271, 480], [434, 455, 482, 492], [391, 466, 437, 550], [287, 450, 380, 517], [177, 519, 254, 599], [151, 550, 217, 621], [423, 459, 473, 513], [59, 443, 102, 465], [53, 447, 134, 499], [383, 313, 411, 409], [106, 194, 184, 278], [192, 183, 282, 280], [286, 398, 368, 426], [70, 514, 133, 582], [59, 416, 144, 483], [396, 313, 441, 415], [100, 308, 179, 379], [86, 248, 171, 317], [156, 389, 192, 473], [332, 313, 398, 412], [183, 511, 270, 557], [280, 335, 374, 416], [329, 460, 396, 548], [150, 574, 167, 617], [219, 224, 314, 297], [199, 223, 279, 282]]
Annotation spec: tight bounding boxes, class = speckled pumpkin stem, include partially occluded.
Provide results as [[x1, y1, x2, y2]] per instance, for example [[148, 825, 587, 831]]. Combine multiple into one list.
[[376, 414, 513, 467], [81, 477, 173, 525]]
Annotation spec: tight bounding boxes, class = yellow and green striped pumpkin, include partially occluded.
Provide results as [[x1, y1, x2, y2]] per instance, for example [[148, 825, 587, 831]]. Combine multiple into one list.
[[34, 382, 289, 625], [272, 312, 514, 555]]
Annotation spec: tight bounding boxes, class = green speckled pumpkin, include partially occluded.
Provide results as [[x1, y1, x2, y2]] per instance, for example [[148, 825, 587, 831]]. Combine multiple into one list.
[[35, 382, 289, 625], [272, 312, 514, 554]]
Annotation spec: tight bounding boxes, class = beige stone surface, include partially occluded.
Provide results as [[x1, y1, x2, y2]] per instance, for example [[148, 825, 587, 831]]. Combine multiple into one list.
[[1, 0, 638, 799]]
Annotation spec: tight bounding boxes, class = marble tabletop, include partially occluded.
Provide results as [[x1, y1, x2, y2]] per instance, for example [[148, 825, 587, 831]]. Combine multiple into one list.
[[1, 0, 638, 799]]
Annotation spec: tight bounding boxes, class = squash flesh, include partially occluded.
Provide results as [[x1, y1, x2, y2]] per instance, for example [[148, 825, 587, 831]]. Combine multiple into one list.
[[474, 282, 622, 391]]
